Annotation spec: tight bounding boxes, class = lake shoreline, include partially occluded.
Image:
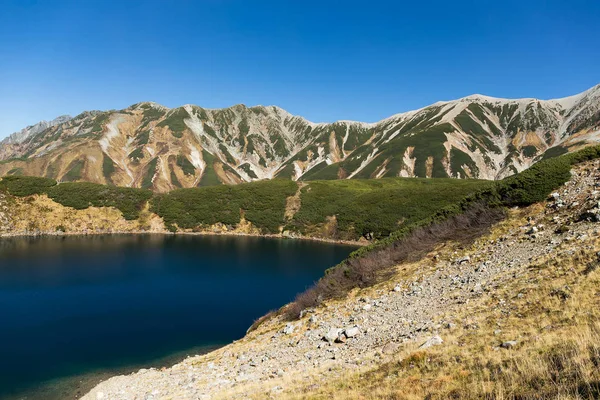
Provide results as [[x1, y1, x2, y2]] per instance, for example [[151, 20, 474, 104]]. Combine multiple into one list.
[[5, 344, 224, 400], [0, 229, 366, 247]]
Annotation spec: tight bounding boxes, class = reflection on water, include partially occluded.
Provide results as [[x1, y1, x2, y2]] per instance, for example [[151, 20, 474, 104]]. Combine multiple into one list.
[[0, 234, 356, 400]]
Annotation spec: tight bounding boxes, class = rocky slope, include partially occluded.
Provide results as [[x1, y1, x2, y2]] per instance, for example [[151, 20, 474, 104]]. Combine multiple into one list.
[[1, 85, 599, 191], [82, 159, 600, 399], [0, 192, 164, 237], [1, 115, 72, 147]]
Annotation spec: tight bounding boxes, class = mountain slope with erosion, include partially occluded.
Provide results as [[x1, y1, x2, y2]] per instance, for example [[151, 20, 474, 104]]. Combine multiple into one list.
[[1, 85, 599, 191]]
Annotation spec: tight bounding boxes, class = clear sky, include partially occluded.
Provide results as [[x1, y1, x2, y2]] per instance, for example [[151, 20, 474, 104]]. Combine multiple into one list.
[[1, 0, 599, 138]]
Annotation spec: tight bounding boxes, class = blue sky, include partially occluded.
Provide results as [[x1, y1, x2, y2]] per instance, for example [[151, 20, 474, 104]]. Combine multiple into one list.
[[0, 0, 599, 138]]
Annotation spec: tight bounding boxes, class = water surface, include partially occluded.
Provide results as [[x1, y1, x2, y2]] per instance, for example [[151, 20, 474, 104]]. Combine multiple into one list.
[[0, 234, 355, 399]]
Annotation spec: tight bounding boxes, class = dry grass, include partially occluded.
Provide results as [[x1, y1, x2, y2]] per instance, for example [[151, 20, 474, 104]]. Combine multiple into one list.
[[3, 194, 165, 234], [274, 233, 600, 399]]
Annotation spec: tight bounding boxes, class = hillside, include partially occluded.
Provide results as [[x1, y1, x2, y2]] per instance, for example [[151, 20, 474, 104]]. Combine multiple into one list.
[[0, 175, 488, 242], [1, 85, 599, 191], [82, 149, 600, 399]]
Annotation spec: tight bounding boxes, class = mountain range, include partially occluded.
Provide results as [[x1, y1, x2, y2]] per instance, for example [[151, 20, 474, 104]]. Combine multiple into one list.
[[1, 84, 599, 192]]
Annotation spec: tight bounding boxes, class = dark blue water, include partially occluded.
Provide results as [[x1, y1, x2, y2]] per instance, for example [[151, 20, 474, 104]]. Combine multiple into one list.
[[0, 235, 355, 399]]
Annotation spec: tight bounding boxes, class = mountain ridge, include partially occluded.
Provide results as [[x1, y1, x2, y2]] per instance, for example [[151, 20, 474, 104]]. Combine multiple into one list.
[[3, 114, 72, 145], [1, 84, 599, 191]]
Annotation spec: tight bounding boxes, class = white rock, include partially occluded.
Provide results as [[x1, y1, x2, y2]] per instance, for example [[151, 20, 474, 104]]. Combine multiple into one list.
[[344, 326, 360, 338], [96, 393, 105, 400], [501, 340, 518, 349], [419, 335, 443, 349], [283, 323, 295, 335], [323, 328, 342, 343]]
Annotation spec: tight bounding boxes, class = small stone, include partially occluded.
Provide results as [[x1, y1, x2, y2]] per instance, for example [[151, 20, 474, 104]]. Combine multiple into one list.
[[270, 386, 283, 394], [362, 304, 372, 311], [393, 284, 402, 292], [323, 328, 342, 343], [283, 323, 295, 335], [382, 342, 400, 354], [419, 335, 443, 349], [344, 326, 360, 338], [96, 393, 105, 400], [501, 340, 518, 349], [458, 256, 470, 264]]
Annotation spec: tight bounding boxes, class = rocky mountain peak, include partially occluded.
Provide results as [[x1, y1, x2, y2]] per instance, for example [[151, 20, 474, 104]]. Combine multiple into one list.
[[0, 84, 598, 191], [2, 115, 72, 145]]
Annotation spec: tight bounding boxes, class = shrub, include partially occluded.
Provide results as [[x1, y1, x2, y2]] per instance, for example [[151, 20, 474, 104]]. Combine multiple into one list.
[[290, 178, 491, 240], [0, 176, 57, 196], [62, 159, 85, 182], [0, 176, 152, 220], [46, 183, 152, 220], [151, 180, 298, 233], [176, 155, 196, 176], [142, 158, 158, 189], [157, 107, 188, 138], [102, 154, 116, 184]]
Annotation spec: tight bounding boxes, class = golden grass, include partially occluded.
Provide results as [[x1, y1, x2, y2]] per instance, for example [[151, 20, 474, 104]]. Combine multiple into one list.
[[274, 235, 600, 400], [4, 193, 165, 234]]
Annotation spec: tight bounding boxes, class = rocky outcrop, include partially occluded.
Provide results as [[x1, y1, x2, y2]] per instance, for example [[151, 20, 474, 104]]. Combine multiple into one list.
[[1, 115, 72, 146]]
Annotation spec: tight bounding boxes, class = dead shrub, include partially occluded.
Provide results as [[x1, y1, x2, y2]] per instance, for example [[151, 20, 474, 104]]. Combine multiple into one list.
[[284, 202, 505, 319]]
